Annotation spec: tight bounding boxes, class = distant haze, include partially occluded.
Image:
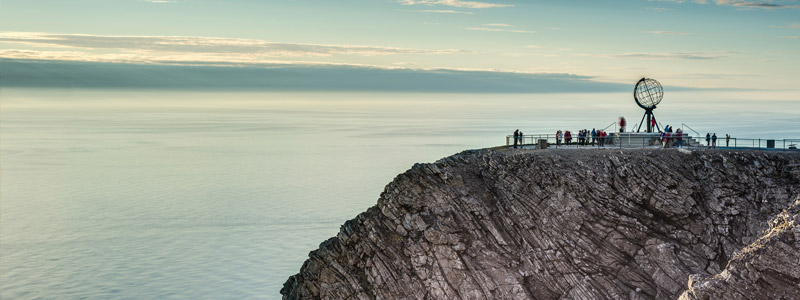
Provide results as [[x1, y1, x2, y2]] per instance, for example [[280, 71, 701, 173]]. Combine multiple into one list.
[[2, 59, 634, 93]]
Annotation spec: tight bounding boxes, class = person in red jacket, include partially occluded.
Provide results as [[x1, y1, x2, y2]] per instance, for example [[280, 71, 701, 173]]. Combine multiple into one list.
[[599, 130, 607, 146]]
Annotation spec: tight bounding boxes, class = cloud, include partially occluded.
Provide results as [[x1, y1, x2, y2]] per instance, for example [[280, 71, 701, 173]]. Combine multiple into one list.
[[772, 23, 800, 29], [421, 9, 473, 14], [714, 0, 786, 7], [580, 51, 736, 60], [466, 27, 536, 33], [0, 32, 470, 65], [651, 0, 800, 8], [646, 7, 674, 11], [483, 23, 513, 27], [403, 9, 474, 14], [678, 73, 761, 78], [647, 30, 690, 35], [397, 0, 512, 9], [0, 58, 631, 93], [783, 36, 800, 39], [647, 0, 706, 3], [615, 52, 730, 60]]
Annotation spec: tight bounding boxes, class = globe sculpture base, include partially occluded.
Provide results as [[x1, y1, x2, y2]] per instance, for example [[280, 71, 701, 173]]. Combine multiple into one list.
[[636, 108, 660, 133]]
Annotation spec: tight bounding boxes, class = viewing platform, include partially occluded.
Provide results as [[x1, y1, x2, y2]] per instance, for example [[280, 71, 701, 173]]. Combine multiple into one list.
[[506, 132, 799, 151]]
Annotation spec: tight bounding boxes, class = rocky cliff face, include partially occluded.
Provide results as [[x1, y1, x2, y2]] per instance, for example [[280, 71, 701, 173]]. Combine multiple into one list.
[[679, 198, 800, 300], [281, 148, 800, 300]]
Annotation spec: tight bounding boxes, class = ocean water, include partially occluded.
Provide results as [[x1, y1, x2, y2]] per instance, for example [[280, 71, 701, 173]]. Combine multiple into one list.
[[1, 89, 798, 299]]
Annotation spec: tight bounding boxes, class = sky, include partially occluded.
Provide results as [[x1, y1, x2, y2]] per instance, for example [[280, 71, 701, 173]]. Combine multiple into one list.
[[1, 0, 799, 91]]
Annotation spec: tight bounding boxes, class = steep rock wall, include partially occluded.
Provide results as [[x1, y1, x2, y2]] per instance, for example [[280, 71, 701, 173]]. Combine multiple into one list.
[[282, 149, 800, 299], [679, 196, 800, 300]]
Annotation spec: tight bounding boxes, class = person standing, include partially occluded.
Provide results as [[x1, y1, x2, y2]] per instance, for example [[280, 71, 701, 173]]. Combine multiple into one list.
[[513, 129, 519, 148], [726, 134, 730, 147], [712, 133, 717, 149], [556, 130, 562, 146], [519, 130, 524, 146], [675, 129, 683, 148], [599, 130, 606, 146], [706, 133, 711, 148], [591, 128, 597, 146], [619, 117, 626, 133]]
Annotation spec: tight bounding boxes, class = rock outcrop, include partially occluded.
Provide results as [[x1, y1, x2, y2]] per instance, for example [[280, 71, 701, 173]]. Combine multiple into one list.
[[281, 148, 800, 299], [679, 197, 800, 300]]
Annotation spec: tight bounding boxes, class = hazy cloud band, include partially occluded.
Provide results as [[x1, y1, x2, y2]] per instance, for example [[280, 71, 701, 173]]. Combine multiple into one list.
[[0, 32, 469, 59], [1, 59, 632, 93]]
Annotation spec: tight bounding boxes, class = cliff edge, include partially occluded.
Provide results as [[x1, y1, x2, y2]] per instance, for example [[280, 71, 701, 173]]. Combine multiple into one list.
[[282, 148, 800, 299]]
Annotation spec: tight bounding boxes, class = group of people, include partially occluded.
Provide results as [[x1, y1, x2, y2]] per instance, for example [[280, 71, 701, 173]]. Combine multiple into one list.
[[659, 125, 684, 148], [511, 121, 733, 150], [512, 129, 524, 148], [555, 128, 610, 146], [705, 133, 731, 148]]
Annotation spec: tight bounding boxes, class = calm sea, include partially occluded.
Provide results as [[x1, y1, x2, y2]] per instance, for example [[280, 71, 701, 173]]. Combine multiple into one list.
[[1, 89, 798, 299]]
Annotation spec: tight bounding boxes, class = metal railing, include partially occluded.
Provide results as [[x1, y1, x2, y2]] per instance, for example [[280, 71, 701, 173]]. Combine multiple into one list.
[[681, 123, 701, 136], [601, 122, 616, 132], [506, 134, 800, 151]]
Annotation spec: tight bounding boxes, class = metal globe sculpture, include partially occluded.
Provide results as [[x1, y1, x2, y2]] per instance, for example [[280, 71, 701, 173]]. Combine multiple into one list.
[[634, 78, 663, 109], [633, 78, 664, 133]]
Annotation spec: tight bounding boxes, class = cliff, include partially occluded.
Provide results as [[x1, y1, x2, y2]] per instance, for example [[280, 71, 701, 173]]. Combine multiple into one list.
[[281, 148, 800, 300]]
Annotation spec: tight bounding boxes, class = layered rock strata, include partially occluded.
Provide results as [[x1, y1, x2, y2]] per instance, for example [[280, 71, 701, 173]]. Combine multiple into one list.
[[679, 197, 800, 300], [282, 148, 800, 299]]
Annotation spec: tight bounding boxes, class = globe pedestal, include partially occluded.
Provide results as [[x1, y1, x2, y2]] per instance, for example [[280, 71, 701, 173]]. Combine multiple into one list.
[[636, 108, 660, 133]]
